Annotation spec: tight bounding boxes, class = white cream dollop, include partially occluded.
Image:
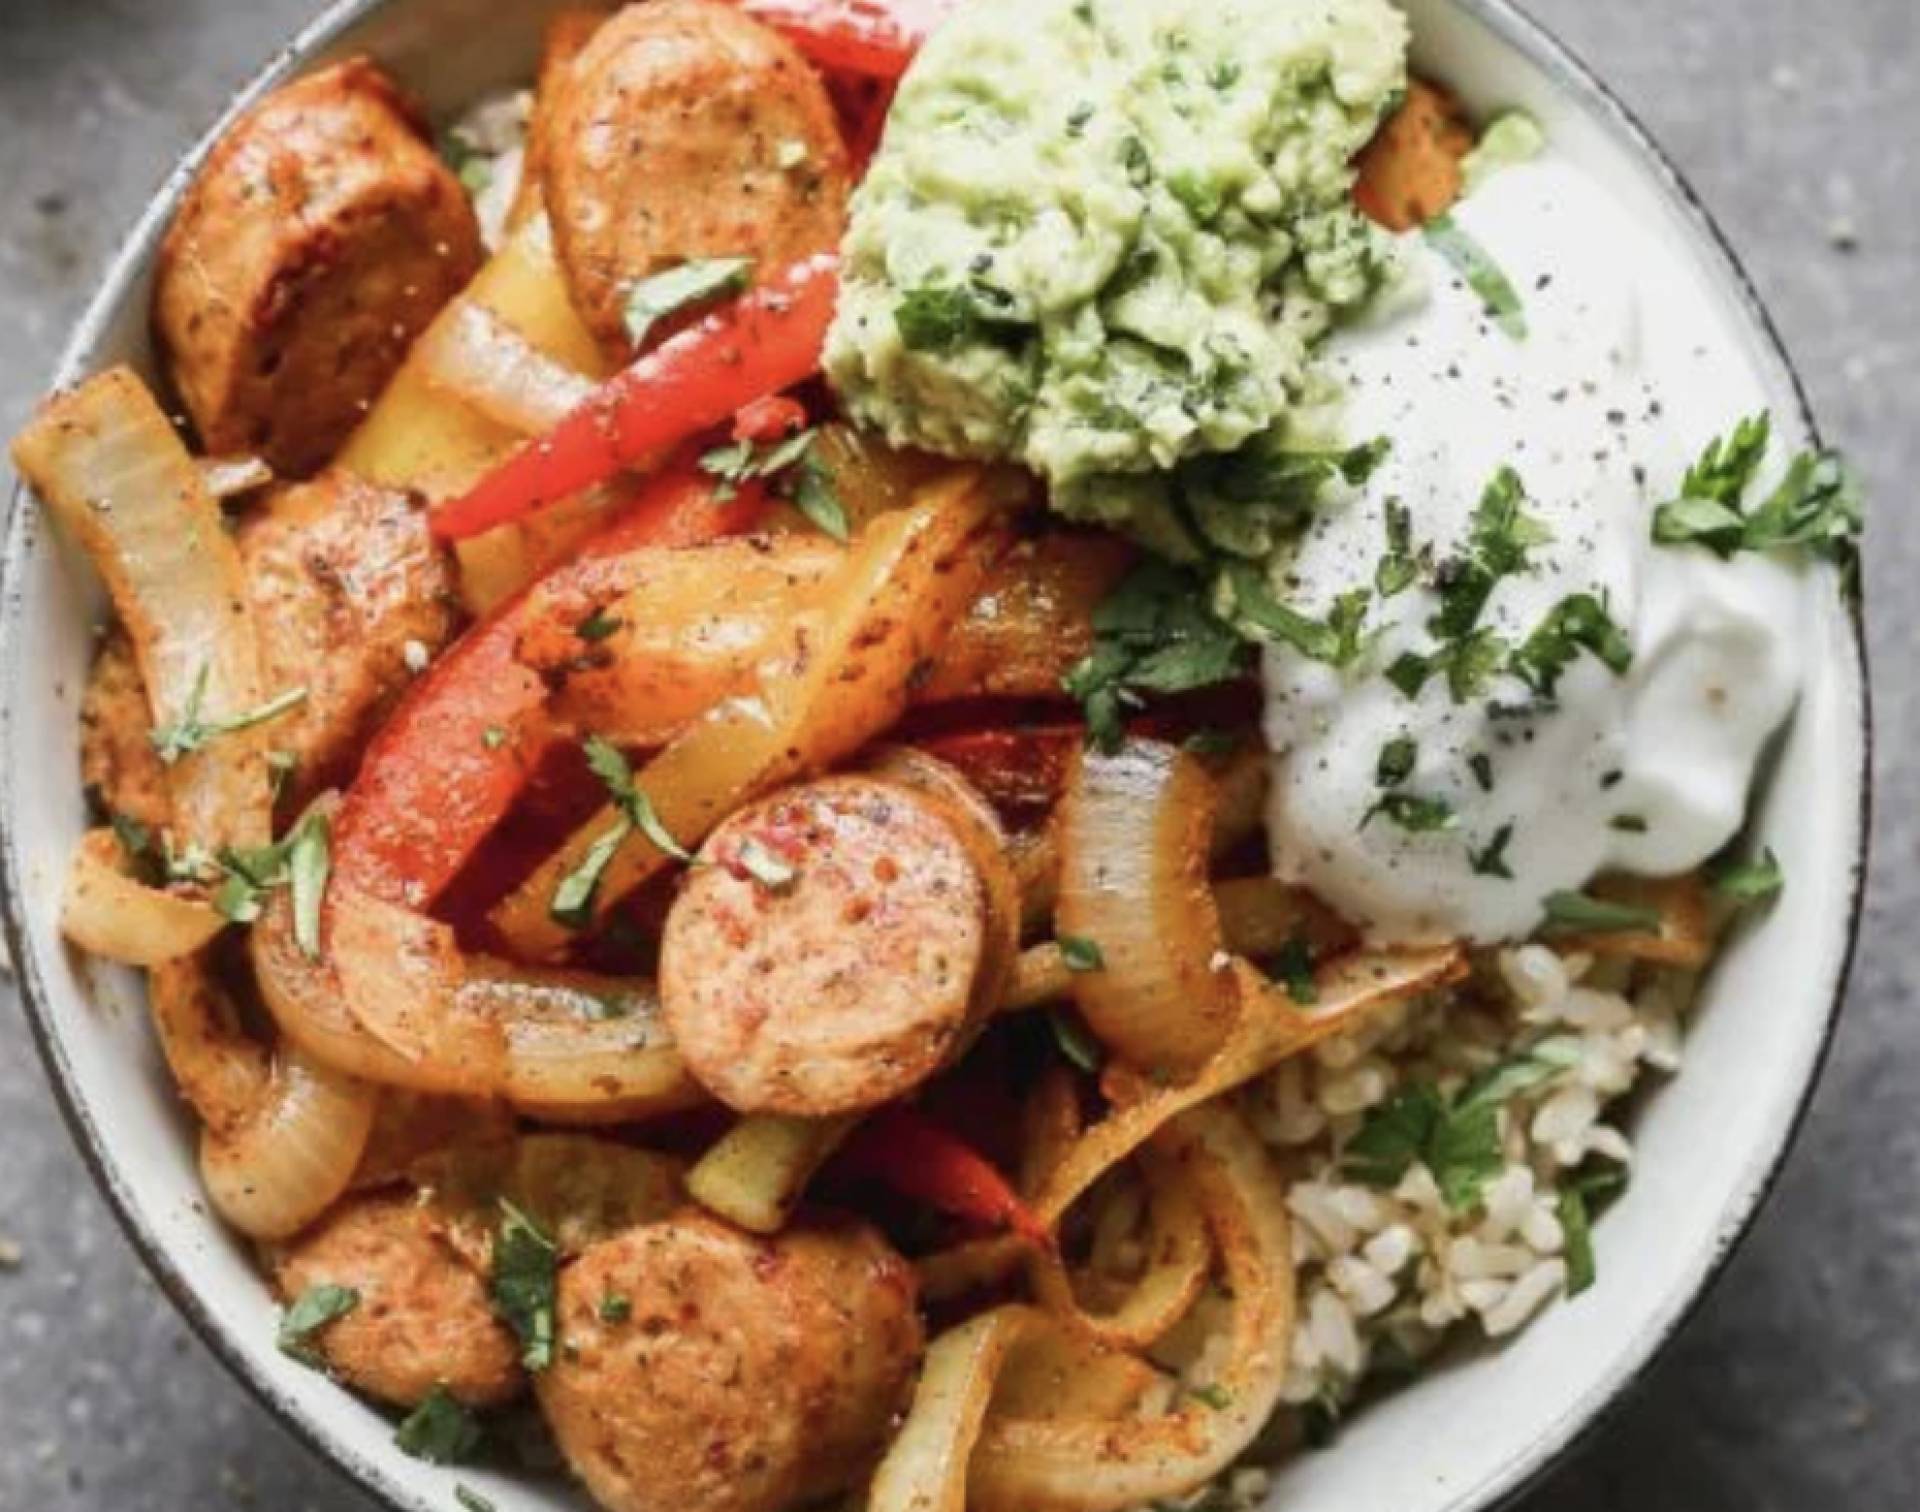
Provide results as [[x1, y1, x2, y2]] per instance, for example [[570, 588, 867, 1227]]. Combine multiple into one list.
[[1262, 157, 1806, 945]]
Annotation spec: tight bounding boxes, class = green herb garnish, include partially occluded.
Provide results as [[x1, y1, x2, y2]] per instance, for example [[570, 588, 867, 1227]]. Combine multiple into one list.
[[149, 666, 307, 765], [277, 1283, 359, 1368], [1375, 735, 1417, 788], [1423, 213, 1526, 338], [1652, 413, 1862, 567], [586, 734, 690, 862], [1710, 847, 1784, 904], [575, 608, 622, 643], [1508, 592, 1632, 698], [1272, 933, 1317, 1005], [597, 1294, 632, 1324], [395, 1387, 483, 1465], [1541, 889, 1661, 934], [1469, 823, 1515, 879], [1048, 1009, 1104, 1072], [1362, 791, 1456, 834], [1058, 935, 1106, 973], [735, 836, 798, 894], [623, 257, 753, 348], [491, 1199, 558, 1372]]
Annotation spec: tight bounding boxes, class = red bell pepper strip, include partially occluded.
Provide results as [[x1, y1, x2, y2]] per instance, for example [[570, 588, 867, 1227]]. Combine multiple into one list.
[[733, 394, 810, 443], [429, 253, 841, 543], [835, 1105, 1050, 1245], [336, 465, 769, 909], [735, 0, 957, 80]]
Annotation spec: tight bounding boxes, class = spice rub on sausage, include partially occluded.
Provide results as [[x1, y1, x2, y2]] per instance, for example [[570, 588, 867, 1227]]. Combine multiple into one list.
[[273, 1191, 523, 1409], [536, 1211, 922, 1512], [660, 775, 993, 1116], [154, 57, 483, 476], [541, 0, 851, 354]]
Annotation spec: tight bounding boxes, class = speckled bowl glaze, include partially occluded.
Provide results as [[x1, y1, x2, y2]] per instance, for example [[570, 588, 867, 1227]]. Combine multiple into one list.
[[0, 2, 1870, 1510]]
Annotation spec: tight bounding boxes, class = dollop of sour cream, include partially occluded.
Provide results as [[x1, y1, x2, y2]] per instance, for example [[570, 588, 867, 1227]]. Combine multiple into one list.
[[1262, 156, 1807, 945]]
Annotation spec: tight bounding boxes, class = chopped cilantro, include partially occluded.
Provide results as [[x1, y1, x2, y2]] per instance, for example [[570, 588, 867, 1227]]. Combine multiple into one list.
[[894, 283, 1029, 352], [1047, 1009, 1104, 1072], [1063, 562, 1249, 751], [623, 257, 753, 348], [549, 819, 628, 930], [149, 666, 307, 765], [1469, 823, 1515, 879], [1188, 1383, 1233, 1410], [1508, 592, 1632, 698], [1558, 1184, 1596, 1297], [1272, 933, 1317, 1004], [1376, 497, 1422, 598], [1221, 562, 1372, 669], [597, 1294, 632, 1324], [1610, 814, 1648, 834], [482, 725, 509, 751], [1375, 735, 1417, 788], [492, 1199, 558, 1372], [277, 1283, 359, 1368], [575, 608, 622, 643], [1362, 791, 1456, 834], [788, 450, 849, 541], [288, 810, 331, 960], [584, 735, 690, 862], [1341, 1083, 1442, 1189], [1423, 213, 1527, 338], [1468, 752, 1495, 792], [1652, 413, 1862, 568], [736, 836, 798, 894], [1710, 846, 1784, 904], [1541, 889, 1661, 934], [1058, 934, 1106, 973], [394, 1387, 483, 1465]]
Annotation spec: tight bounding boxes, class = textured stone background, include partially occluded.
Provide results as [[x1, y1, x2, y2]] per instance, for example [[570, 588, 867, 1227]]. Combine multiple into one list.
[[1, 0, 1914, 1507]]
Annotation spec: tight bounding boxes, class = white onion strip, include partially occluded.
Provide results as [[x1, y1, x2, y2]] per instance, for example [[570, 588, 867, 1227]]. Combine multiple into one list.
[[416, 299, 596, 436]]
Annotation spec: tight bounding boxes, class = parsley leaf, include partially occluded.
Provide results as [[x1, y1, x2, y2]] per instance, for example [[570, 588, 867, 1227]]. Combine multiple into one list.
[[1541, 889, 1662, 934], [1221, 562, 1372, 669], [149, 666, 307, 765], [788, 450, 850, 541], [1376, 497, 1422, 598], [1469, 823, 1516, 879], [1652, 414, 1862, 567], [1508, 592, 1632, 698], [894, 283, 1029, 352], [575, 608, 622, 643], [1272, 933, 1317, 1005], [735, 836, 798, 894], [1426, 1097, 1504, 1210], [1375, 735, 1417, 788], [1048, 1009, 1104, 1072], [623, 257, 753, 348], [1710, 847, 1784, 904], [277, 1283, 359, 1368], [395, 1386, 484, 1465], [1063, 562, 1250, 751], [491, 1199, 558, 1372], [1362, 791, 1456, 834], [597, 1294, 632, 1324], [1423, 213, 1527, 338], [549, 819, 628, 929], [1341, 1084, 1442, 1188], [455, 1487, 497, 1512], [1558, 1185, 1596, 1297], [288, 809, 331, 960], [1058, 935, 1106, 973], [583, 735, 689, 861]]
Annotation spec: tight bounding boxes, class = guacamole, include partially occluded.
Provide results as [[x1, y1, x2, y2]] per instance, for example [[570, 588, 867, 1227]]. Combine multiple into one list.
[[825, 0, 1409, 524]]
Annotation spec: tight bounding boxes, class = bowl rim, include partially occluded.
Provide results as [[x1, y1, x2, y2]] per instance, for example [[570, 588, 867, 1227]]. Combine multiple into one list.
[[0, 1, 1873, 1509]]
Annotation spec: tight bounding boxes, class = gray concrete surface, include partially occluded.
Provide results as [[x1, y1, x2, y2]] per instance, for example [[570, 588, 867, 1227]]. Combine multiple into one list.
[[1, 0, 1915, 1507]]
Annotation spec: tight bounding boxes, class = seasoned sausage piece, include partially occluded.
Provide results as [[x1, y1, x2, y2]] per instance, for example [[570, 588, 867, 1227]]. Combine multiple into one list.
[[80, 631, 171, 830], [273, 1192, 523, 1409], [154, 57, 483, 476], [542, 0, 851, 353], [236, 469, 458, 806], [1353, 79, 1474, 232], [660, 776, 991, 1116], [537, 1211, 922, 1512]]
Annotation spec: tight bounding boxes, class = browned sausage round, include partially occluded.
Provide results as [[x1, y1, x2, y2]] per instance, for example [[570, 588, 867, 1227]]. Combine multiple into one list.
[[541, 0, 851, 354], [272, 1191, 523, 1409], [235, 469, 458, 807], [536, 1211, 922, 1512], [660, 776, 991, 1116], [154, 57, 483, 476], [80, 631, 170, 830]]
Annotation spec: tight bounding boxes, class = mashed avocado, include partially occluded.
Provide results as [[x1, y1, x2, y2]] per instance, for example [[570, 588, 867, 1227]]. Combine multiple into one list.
[[825, 0, 1408, 526]]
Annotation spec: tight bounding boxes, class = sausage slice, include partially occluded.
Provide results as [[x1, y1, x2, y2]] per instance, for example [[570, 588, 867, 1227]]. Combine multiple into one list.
[[541, 0, 851, 353], [273, 1192, 523, 1409], [660, 776, 990, 1116], [154, 57, 483, 475], [537, 1211, 921, 1512], [235, 469, 459, 807]]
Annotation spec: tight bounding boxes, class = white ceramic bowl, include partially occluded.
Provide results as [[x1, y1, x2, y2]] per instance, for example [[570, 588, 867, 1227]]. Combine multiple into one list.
[[0, 2, 1870, 1509]]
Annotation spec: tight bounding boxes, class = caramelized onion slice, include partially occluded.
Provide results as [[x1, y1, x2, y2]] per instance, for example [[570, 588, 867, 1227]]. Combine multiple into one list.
[[972, 1105, 1293, 1511], [1056, 740, 1234, 1075], [869, 1306, 1042, 1512], [415, 299, 596, 436], [13, 367, 271, 853], [685, 1113, 857, 1234], [1033, 949, 1466, 1237], [61, 828, 224, 966], [491, 467, 1008, 958], [149, 955, 375, 1240]]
